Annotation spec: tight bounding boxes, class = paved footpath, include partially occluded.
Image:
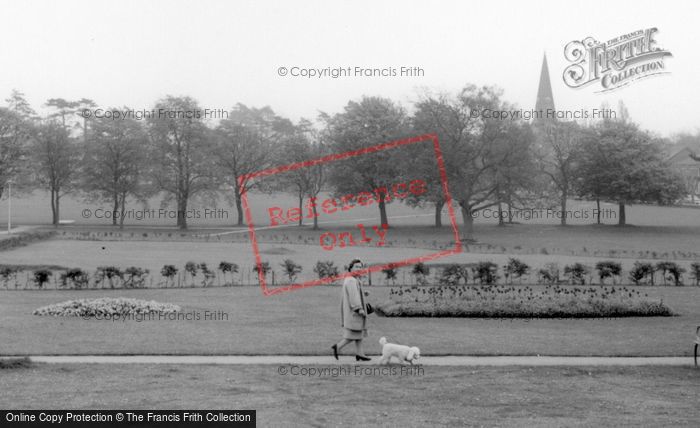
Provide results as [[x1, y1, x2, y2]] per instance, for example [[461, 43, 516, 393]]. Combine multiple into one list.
[[4, 355, 693, 366]]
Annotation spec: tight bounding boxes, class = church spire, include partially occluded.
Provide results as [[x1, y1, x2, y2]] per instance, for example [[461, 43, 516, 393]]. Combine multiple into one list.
[[535, 53, 555, 123]]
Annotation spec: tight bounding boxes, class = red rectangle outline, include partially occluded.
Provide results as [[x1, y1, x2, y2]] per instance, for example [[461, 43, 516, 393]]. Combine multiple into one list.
[[237, 133, 462, 296]]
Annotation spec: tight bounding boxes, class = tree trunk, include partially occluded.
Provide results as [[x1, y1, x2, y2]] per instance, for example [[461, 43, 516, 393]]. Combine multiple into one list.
[[119, 193, 126, 230], [235, 186, 244, 226], [560, 188, 567, 226], [596, 198, 601, 224], [312, 198, 319, 230], [112, 193, 119, 226], [434, 201, 443, 227], [378, 193, 389, 227], [460, 204, 474, 241], [618, 203, 626, 226], [506, 191, 514, 224], [50, 190, 58, 226], [496, 183, 504, 226], [298, 192, 303, 226], [178, 197, 188, 229], [497, 201, 505, 226]]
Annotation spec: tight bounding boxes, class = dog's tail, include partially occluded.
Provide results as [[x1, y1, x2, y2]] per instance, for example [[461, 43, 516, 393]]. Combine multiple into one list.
[[379, 337, 387, 346]]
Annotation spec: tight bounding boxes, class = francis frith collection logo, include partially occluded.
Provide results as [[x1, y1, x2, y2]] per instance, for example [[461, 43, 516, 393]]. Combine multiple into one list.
[[563, 28, 672, 92]]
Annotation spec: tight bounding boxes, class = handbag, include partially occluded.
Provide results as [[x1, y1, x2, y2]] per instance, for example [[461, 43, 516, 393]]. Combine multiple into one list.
[[366, 303, 374, 315]]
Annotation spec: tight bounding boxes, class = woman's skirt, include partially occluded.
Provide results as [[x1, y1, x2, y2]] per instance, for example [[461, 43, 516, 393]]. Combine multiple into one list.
[[343, 328, 368, 340]]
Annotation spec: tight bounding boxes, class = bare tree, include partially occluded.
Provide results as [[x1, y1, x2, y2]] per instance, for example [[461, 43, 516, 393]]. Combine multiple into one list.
[[33, 121, 79, 225], [81, 111, 147, 228], [146, 96, 217, 229], [534, 120, 585, 226], [216, 104, 293, 226]]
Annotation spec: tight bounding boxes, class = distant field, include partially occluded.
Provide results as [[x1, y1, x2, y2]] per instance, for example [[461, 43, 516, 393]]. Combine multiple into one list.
[[2, 286, 699, 356], [2, 364, 700, 427]]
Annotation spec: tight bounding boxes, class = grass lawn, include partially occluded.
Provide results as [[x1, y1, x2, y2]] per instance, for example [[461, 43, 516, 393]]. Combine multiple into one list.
[[2, 286, 699, 356], [2, 363, 700, 427]]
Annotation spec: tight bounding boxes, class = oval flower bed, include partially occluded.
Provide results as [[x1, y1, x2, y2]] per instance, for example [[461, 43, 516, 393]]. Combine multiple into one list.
[[33, 297, 180, 317], [376, 285, 674, 318]]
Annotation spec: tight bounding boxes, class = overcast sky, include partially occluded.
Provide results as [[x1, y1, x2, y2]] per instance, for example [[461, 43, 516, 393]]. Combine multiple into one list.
[[1, 0, 698, 137]]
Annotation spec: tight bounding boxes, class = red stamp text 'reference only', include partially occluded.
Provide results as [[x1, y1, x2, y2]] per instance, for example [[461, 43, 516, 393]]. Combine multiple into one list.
[[238, 133, 462, 296]]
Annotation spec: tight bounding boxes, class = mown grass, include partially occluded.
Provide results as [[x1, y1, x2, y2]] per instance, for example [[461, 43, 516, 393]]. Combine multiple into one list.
[[2, 363, 700, 427], [376, 284, 674, 318], [1, 286, 699, 356]]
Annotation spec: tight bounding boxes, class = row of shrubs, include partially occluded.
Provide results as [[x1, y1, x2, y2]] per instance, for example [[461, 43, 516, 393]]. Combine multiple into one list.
[[0, 259, 341, 289], [393, 260, 700, 287], [3, 258, 700, 289], [0, 262, 237, 289]]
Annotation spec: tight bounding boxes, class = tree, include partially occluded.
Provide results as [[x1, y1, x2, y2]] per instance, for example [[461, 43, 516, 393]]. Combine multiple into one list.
[[271, 119, 326, 229], [33, 121, 79, 225], [582, 120, 686, 225], [0, 107, 32, 199], [412, 86, 516, 238], [147, 96, 217, 229], [6, 90, 36, 118], [81, 111, 147, 228], [216, 104, 292, 225], [324, 96, 408, 227], [45, 98, 79, 129], [75, 98, 97, 143], [489, 121, 537, 226], [534, 120, 586, 226]]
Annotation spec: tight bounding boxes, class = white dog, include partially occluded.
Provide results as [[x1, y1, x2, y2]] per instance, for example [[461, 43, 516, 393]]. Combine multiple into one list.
[[378, 337, 420, 365]]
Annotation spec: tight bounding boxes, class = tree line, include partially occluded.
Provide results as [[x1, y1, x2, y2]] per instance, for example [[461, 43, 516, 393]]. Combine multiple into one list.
[[0, 87, 687, 238]]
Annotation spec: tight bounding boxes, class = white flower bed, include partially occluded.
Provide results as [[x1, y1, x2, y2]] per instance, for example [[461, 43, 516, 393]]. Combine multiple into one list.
[[33, 297, 181, 317]]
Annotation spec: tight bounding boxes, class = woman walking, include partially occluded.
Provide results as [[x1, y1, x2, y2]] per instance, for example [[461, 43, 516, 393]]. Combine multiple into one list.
[[332, 259, 371, 361]]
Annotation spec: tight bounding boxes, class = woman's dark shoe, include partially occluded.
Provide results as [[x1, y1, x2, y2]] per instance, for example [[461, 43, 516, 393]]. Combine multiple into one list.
[[332, 344, 339, 360], [355, 355, 371, 362]]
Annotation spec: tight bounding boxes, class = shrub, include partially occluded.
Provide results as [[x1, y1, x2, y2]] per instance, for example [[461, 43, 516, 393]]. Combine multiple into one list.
[[253, 262, 272, 284], [60, 268, 90, 289], [33, 269, 52, 289], [503, 258, 529, 284], [538, 263, 559, 285], [95, 266, 123, 288], [0, 266, 21, 289], [218, 262, 239, 285], [472, 261, 499, 285], [629, 262, 655, 285], [313, 261, 339, 280], [691, 262, 700, 287], [564, 263, 589, 285], [199, 263, 215, 287], [123, 267, 149, 288], [382, 264, 398, 285], [184, 262, 199, 286], [656, 261, 685, 286], [595, 261, 622, 285], [160, 265, 178, 287], [280, 259, 302, 282], [439, 264, 468, 286], [412, 263, 430, 285]]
